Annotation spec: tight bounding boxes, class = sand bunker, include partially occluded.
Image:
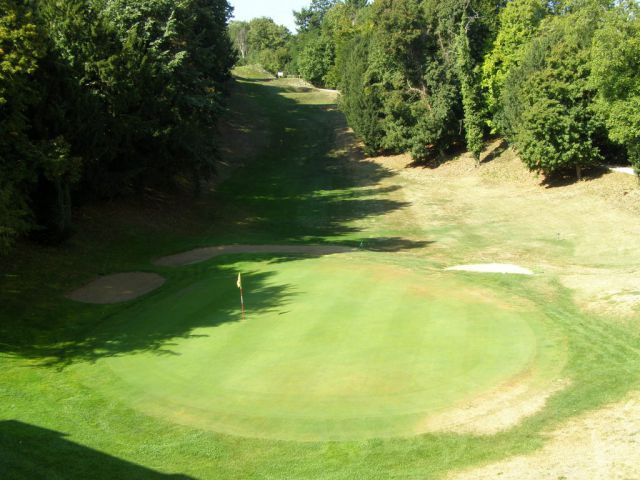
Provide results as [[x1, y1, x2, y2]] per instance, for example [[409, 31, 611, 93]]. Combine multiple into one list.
[[67, 272, 166, 304], [446, 264, 534, 275], [609, 166, 637, 176], [154, 244, 357, 267]]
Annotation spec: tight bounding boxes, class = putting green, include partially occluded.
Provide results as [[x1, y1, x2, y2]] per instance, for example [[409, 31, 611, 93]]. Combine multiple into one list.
[[80, 255, 566, 441]]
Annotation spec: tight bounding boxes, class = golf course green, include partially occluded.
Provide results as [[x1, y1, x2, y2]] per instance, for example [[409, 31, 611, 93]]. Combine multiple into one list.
[[80, 255, 565, 440], [2, 67, 640, 478]]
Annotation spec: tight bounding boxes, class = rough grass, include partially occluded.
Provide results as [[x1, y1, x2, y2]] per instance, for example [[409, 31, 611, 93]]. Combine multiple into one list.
[[1, 65, 639, 479]]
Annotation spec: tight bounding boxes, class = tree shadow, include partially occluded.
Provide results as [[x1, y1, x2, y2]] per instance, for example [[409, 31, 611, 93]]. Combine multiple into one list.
[[541, 165, 608, 188], [0, 420, 192, 479], [405, 142, 469, 169], [16, 266, 298, 367], [211, 81, 417, 244], [480, 138, 509, 164], [1, 77, 432, 365]]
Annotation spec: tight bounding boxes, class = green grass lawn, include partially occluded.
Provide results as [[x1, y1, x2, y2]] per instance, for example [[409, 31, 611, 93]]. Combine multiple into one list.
[[79, 255, 565, 441], [1, 66, 640, 479]]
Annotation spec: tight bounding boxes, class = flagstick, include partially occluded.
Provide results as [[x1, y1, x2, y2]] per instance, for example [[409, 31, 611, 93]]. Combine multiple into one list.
[[240, 287, 245, 321], [237, 272, 245, 321]]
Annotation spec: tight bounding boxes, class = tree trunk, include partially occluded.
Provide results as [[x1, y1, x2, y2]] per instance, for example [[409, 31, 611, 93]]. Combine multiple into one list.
[[576, 165, 582, 181]]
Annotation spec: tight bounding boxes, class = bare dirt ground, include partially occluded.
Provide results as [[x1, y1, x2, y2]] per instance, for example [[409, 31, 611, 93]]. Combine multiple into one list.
[[154, 244, 357, 267], [450, 392, 640, 480], [67, 272, 165, 304]]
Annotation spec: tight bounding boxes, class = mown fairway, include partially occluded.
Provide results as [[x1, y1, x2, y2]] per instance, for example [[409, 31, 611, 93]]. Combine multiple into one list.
[[1, 68, 639, 479]]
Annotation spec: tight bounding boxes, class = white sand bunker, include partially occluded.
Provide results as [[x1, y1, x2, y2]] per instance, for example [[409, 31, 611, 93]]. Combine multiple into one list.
[[446, 264, 534, 275], [67, 272, 166, 304], [154, 244, 356, 267]]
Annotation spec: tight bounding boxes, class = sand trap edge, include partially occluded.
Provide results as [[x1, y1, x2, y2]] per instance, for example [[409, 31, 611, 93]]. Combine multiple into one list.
[[445, 264, 534, 275], [67, 272, 166, 304], [154, 244, 357, 267]]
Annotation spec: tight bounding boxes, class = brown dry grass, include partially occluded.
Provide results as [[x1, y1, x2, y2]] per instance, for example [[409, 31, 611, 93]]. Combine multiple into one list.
[[450, 392, 640, 480], [421, 379, 570, 436], [367, 142, 640, 324]]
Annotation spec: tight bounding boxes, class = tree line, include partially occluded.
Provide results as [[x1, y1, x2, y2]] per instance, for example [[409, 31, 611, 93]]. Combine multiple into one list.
[[0, 0, 235, 253], [230, 0, 640, 180]]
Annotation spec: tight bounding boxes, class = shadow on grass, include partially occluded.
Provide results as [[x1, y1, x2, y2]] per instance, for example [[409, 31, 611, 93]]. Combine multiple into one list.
[[0, 76, 432, 365], [16, 265, 300, 366], [0, 421, 192, 479], [541, 165, 608, 188], [480, 138, 509, 164]]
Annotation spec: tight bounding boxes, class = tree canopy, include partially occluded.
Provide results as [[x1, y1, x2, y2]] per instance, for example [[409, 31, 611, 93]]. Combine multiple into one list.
[[0, 0, 235, 252], [263, 0, 639, 178]]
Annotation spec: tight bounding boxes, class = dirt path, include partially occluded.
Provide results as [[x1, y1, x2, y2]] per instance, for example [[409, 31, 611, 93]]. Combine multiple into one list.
[[154, 244, 357, 267]]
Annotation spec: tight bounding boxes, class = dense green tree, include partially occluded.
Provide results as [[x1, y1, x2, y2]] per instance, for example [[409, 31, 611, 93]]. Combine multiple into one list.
[[294, 0, 338, 32], [481, 0, 547, 133], [361, 0, 429, 155], [297, 34, 334, 86], [339, 33, 382, 153], [245, 17, 290, 73], [289, 0, 368, 87], [502, 5, 606, 179], [0, 0, 45, 251], [229, 20, 249, 61], [590, 1, 640, 173], [317, 1, 367, 86], [0, 0, 236, 252], [350, 0, 496, 161], [456, 11, 485, 163]]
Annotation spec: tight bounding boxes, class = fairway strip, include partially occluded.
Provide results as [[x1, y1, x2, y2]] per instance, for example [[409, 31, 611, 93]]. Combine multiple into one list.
[[67, 272, 166, 304], [154, 244, 357, 267], [446, 264, 534, 275]]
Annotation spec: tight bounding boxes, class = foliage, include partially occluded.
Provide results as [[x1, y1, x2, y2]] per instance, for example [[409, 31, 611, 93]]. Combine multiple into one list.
[[294, 0, 338, 32], [237, 17, 291, 74], [0, 0, 45, 251], [590, 1, 640, 172], [347, 0, 497, 161], [0, 0, 235, 252], [481, 0, 548, 132], [502, 6, 605, 178], [297, 34, 335, 86], [456, 12, 486, 163], [229, 20, 249, 61], [339, 33, 382, 153]]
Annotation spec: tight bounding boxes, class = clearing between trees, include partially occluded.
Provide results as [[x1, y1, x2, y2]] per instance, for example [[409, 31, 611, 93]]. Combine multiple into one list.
[[1, 69, 639, 479]]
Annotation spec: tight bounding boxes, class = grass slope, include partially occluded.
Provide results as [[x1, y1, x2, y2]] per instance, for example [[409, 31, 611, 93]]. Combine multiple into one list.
[[1, 66, 639, 479]]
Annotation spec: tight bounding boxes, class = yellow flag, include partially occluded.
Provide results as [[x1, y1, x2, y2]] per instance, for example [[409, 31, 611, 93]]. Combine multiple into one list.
[[236, 272, 242, 289]]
